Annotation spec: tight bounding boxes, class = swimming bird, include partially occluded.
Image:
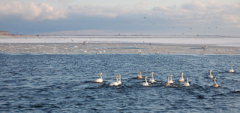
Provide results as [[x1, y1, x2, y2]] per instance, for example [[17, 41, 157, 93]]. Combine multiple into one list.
[[165, 77, 170, 86], [169, 75, 175, 83], [209, 70, 213, 78], [179, 72, 185, 82], [142, 76, 149, 86], [149, 72, 156, 83], [213, 77, 219, 87], [184, 77, 190, 86], [229, 65, 234, 73], [110, 75, 120, 86], [117, 74, 122, 85], [94, 72, 103, 83], [137, 71, 143, 79]]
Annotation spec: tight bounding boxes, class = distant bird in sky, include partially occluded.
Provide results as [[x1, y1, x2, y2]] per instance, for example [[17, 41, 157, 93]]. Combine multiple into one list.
[[71, 39, 73, 41], [144, 17, 146, 19]]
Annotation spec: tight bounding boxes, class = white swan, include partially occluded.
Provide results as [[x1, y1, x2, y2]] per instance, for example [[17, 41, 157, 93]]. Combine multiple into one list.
[[109, 75, 119, 86], [179, 72, 184, 82], [169, 75, 175, 83], [213, 77, 219, 87], [137, 71, 143, 79], [142, 76, 149, 86], [209, 70, 213, 78], [149, 72, 156, 83], [184, 77, 190, 86], [94, 72, 103, 83], [117, 74, 122, 85], [229, 65, 234, 73], [165, 77, 170, 86]]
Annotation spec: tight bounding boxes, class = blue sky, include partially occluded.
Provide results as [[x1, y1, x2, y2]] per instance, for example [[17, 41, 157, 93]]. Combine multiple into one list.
[[1, 0, 240, 36]]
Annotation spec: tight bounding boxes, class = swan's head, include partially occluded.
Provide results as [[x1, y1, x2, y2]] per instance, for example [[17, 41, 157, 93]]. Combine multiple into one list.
[[210, 70, 212, 72], [152, 72, 155, 74], [145, 76, 149, 79], [231, 65, 234, 68], [182, 72, 184, 75], [171, 75, 173, 77], [100, 72, 103, 75], [214, 77, 216, 80]]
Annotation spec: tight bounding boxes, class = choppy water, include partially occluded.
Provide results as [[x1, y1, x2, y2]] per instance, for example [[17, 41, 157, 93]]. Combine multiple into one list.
[[0, 53, 240, 112]]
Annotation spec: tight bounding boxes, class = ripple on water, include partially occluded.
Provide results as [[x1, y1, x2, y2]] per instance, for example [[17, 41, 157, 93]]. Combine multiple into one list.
[[0, 54, 240, 112]]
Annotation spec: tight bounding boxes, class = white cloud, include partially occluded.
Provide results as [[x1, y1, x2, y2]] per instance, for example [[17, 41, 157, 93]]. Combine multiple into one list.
[[0, 0, 66, 21], [0, 0, 240, 27], [67, 5, 137, 18], [151, 0, 240, 26]]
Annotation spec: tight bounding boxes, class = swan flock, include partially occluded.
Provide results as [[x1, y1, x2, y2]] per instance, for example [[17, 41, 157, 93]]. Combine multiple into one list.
[[95, 65, 234, 87]]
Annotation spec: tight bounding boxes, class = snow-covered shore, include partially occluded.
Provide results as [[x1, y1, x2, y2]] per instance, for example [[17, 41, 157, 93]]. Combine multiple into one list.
[[0, 36, 239, 54]]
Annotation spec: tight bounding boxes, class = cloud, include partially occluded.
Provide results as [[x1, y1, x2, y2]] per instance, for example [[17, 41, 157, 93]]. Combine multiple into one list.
[[152, 0, 240, 25], [0, 0, 66, 21], [67, 5, 138, 18], [1, 0, 240, 33], [181, 1, 206, 11]]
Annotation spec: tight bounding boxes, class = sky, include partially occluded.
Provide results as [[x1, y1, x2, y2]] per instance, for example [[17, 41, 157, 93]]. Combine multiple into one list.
[[0, 0, 240, 36]]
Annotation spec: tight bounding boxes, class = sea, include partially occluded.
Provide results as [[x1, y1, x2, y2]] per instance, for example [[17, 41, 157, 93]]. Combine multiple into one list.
[[0, 53, 240, 112]]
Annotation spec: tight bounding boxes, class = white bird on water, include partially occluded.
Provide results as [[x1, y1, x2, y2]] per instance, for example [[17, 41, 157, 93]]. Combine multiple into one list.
[[110, 75, 120, 86], [149, 72, 156, 83], [209, 70, 213, 78], [229, 65, 234, 73], [142, 76, 149, 86], [179, 72, 185, 82], [137, 71, 143, 79], [169, 75, 175, 83], [212, 77, 219, 88], [117, 74, 122, 85], [94, 73, 103, 83], [184, 77, 190, 86], [165, 77, 170, 86]]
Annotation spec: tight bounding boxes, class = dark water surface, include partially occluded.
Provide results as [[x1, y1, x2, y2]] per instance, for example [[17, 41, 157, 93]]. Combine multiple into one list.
[[0, 53, 240, 112]]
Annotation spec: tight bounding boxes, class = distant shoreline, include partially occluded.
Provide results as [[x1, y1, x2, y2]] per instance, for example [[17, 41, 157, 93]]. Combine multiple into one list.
[[0, 42, 239, 55], [1, 35, 240, 38]]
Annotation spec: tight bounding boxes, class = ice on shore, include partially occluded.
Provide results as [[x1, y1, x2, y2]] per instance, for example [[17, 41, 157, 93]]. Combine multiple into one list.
[[0, 36, 240, 47], [0, 36, 240, 54]]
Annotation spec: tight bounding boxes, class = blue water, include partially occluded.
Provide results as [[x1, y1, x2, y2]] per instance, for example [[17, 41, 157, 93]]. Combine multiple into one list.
[[0, 53, 240, 112]]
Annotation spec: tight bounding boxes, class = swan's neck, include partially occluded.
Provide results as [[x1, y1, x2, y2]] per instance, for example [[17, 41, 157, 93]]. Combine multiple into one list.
[[152, 73, 154, 79], [187, 78, 189, 83], [214, 79, 217, 84], [210, 71, 212, 75], [231, 66, 233, 70], [167, 77, 169, 83], [181, 73, 183, 79], [100, 74, 102, 79], [119, 75, 121, 82], [116, 76, 119, 82], [170, 76, 173, 81], [140, 71, 141, 76], [145, 77, 148, 83]]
